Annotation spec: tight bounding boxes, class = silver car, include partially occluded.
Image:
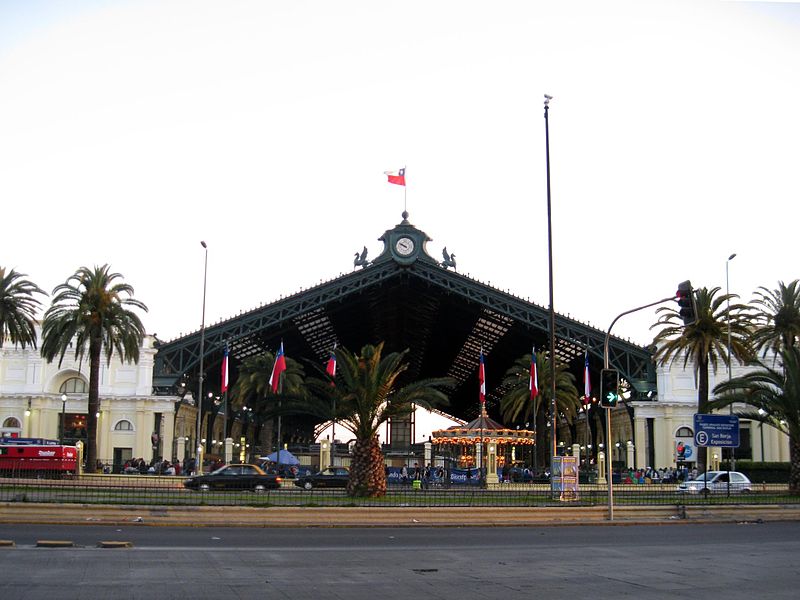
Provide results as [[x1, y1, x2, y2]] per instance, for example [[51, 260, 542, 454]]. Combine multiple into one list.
[[677, 471, 752, 495]]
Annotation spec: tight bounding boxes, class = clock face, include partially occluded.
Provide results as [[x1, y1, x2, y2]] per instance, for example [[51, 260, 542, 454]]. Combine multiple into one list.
[[395, 237, 415, 256]]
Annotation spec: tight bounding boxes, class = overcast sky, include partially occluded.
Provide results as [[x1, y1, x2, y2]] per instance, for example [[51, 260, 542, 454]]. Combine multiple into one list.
[[2, 0, 799, 349]]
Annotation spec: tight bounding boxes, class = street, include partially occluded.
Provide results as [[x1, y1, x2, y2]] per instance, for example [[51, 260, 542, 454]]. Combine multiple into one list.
[[1, 522, 798, 599]]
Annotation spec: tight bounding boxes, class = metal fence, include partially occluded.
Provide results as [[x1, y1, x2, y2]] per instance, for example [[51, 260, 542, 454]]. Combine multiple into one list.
[[0, 472, 796, 508]]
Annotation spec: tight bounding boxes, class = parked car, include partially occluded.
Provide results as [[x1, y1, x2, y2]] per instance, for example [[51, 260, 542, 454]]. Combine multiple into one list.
[[677, 471, 752, 495], [294, 467, 350, 490], [183, 464, 282, 492]]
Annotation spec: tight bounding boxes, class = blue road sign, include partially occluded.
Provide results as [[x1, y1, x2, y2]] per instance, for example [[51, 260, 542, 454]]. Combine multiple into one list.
[[693, 414, 740, 448]]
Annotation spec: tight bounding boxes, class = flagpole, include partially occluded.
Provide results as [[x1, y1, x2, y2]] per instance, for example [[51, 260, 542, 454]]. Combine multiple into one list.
[[330, 344, 336, 468], [404, 165, 407, 214], [544, 94, 557, 462]]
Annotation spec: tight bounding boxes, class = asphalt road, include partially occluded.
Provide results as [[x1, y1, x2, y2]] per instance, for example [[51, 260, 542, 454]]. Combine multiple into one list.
[[1, 522, 798, 599]]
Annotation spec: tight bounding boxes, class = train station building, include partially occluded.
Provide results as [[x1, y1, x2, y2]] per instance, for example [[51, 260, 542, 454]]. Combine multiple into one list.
[[0, 214, 790, 472]]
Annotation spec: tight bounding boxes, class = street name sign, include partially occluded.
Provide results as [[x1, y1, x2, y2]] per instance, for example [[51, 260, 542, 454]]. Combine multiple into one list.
[[693, 414, 740, 448]]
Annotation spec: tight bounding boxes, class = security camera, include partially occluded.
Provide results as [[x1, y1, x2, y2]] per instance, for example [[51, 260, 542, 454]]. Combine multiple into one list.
[[544, 94, 553, 100]]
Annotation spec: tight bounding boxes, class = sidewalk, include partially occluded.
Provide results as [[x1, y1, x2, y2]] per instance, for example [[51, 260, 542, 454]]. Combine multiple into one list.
[[2, 502, 799, 527]]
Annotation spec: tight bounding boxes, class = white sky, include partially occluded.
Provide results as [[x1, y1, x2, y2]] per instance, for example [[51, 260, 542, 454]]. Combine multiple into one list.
[[2, 0, 799, 348]]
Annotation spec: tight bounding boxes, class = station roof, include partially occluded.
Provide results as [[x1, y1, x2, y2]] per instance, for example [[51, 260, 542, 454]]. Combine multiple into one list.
[[154, 213, 655, 423]]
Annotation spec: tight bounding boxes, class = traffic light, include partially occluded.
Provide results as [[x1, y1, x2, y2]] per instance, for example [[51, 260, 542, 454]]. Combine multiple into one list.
[[676, 280, 697, 326], [600, 369, 619, 408]]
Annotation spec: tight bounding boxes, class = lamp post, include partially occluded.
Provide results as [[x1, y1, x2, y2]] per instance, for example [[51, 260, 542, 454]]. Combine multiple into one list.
[[758, 408, 767, 461], [544, 93, 557, 462], [196, 240, 208, 474], [61, 394, 67, 445], [726, 253, 736, 473]]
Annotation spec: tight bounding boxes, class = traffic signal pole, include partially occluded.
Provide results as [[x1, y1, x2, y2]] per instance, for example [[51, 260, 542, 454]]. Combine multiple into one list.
[[603, 294, 676, 521]]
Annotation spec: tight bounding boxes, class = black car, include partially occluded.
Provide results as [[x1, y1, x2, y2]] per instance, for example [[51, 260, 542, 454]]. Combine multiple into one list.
[[183, 464, 282, 492], [294, 467, 350, 490]]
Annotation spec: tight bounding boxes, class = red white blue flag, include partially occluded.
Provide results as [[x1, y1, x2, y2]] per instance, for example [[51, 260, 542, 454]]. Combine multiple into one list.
[[479, 349, 486, 404], [583, 351, 591, 401], [325, 345, 337, 384], [530, 347, 538, 400], [269, 342, 287, 393], [385, 167, 406, 186], [221, 345, 229, 393]]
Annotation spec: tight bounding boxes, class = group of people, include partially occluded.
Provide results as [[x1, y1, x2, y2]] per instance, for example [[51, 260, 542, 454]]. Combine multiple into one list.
[[620, 466, 693, 484], [123, 457, 182, 476], [399, 463, 448, 487]]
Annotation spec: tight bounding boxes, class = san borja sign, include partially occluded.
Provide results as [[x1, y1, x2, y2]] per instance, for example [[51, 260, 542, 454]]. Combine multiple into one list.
[[693, 414, 740, 448]]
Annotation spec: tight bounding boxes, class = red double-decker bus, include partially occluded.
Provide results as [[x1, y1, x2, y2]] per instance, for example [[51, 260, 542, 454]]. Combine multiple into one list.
[[0, 437, 78, 476]]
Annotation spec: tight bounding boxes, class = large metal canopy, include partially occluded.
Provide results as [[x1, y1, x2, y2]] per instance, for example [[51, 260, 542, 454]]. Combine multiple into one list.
[[154, 213, 656, 423]]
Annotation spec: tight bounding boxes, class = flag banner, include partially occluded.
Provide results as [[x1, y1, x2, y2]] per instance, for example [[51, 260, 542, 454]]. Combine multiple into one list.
[[385, 167, 406, 186], [583, 351, 591, 400], [479, 349, 486, 404], [530, 347, 538, 399], [221, 346, 229, 393], [326, 345, 337, 384], [269, 342, 287, 393]]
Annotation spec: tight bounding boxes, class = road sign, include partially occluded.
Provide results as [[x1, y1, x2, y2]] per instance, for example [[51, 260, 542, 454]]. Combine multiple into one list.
[[693, 414, 740, 448]]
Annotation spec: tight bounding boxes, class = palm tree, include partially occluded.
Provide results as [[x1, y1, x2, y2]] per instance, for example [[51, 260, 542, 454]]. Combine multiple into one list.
[[231, 350, 306, 456], [651, 286, 752, 472], [0, 267, 46, 348], [299, 343, 453, 497], [40, 265, 147, 473], [711, 347, 800, 492], [499, 350, 580, 469], [751, 280, 800, 358]]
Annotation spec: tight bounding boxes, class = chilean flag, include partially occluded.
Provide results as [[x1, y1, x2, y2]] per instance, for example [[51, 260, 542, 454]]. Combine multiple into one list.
[[478, 349, 486, 404], [385, 167, 406, 186], [529, 347, 538, 400], [583, 351, 591, 402], [221, 345, 229, 393], [325, 345, 337, 384], [269, 343, 287, 393]]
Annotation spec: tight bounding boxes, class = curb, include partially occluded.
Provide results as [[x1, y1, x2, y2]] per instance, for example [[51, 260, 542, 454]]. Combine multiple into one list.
[[2, 503, 800, 528]]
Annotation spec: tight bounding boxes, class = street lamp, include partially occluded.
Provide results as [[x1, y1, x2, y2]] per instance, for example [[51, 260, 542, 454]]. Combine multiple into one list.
[[758, 408, 767, 461], [61, 394, 67, 445], [726, 253, 737, 472], [196, 240, 208, 474]]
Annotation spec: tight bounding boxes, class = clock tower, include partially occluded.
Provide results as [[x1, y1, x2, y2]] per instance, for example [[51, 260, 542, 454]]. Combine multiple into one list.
[[373, 211, 438, 266]]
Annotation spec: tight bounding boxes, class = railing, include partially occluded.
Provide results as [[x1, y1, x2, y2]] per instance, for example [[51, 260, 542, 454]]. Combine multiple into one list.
[[0, 471, 796, 508]]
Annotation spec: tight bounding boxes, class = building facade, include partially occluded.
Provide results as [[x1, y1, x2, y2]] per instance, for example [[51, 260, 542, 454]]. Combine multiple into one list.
[[0, 327, 180, 471]]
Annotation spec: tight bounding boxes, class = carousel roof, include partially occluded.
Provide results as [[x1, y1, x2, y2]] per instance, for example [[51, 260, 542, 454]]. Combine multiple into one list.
[[432, 407, 535, 445]]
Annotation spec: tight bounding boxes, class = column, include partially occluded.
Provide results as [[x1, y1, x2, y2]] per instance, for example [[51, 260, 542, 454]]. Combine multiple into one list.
[[486, 442, 498, 485], [634, 417, 647, 469], [319, 439, 331, 469]]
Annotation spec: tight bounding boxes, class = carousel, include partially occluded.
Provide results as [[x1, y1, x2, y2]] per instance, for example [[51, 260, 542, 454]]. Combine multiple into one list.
[[431, 406, 535, 484]]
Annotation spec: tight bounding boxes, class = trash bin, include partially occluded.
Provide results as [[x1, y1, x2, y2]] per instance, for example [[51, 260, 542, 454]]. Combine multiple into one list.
[[412, 479, 421, 490]]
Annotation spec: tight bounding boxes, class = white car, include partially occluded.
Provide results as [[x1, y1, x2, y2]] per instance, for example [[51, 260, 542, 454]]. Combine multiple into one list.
[[677, 471, 752, 495]]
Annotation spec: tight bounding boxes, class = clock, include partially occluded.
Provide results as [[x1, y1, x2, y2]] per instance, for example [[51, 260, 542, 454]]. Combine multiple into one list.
[[395, 237, 415, 256]]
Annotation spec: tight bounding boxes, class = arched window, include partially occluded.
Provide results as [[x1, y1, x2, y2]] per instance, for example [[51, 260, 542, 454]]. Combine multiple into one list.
[[675, 426, 693, 437], [60, 377, 87, 394], [114, 420, 134, 431], [2, 417, 21, 429]]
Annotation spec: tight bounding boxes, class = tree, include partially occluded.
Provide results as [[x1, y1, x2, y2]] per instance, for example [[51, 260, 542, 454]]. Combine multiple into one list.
[[0, 267, 46, 349], [651, 286, 752, 472], [711, 347, 800, 492], [750, 280, 800, 358], [298, 343, 453, 497], [499, 350, 580, 469], [231, 350, 306, 457], [40, 265, 147, 473]]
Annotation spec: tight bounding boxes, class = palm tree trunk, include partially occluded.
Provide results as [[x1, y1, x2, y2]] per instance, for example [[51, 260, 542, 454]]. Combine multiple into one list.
[[347, 435, 386, 497], [790, 435, 800, 494], [85, 338, 102, 474]]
